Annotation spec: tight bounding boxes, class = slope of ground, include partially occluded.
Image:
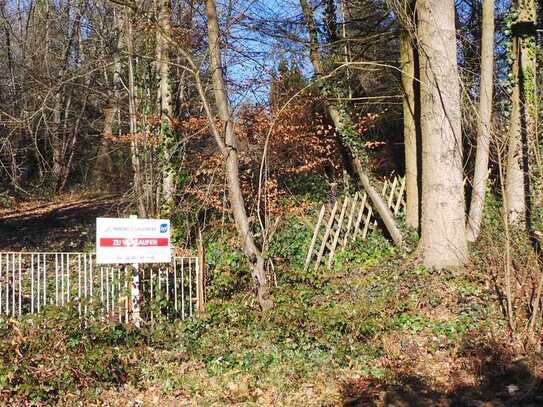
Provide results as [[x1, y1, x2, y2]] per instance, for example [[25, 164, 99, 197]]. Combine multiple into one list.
[[0, 194, 123, 252], [1, 234, 541, 406]]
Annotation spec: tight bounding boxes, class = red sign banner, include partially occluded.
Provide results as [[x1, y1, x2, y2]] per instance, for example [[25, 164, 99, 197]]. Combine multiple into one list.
[[99, 238, 169, 248]]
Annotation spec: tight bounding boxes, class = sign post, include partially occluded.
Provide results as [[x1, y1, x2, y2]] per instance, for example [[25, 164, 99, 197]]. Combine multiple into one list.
[[96, 216, 171, 327], [129, 215, 141, 327]]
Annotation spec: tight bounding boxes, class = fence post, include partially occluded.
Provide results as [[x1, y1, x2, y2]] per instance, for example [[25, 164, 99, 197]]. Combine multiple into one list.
[[197, 229, 206, 314], [129, 215, 142, 327]]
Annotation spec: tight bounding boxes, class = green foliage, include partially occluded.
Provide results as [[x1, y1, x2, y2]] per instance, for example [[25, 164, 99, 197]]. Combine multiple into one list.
[[334, 230, 397, 269], [206, 236, 251, 299], [394, 313, 474, 341], [281, 173, 330, 203], [268, 216, 312, 272], [0, 304, 190, 404], [0, 191, 13, 209]]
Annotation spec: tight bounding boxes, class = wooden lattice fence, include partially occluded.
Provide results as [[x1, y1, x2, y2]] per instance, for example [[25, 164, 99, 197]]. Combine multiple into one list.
[[303, 176, 406, 271]]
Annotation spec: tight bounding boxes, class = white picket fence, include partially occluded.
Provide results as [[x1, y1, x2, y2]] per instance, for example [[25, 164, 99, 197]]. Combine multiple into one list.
[[0, 252, 204, 324]]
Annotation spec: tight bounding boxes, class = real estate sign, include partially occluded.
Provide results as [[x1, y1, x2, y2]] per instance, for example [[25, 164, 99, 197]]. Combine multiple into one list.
[[96, 217, 171, 264]]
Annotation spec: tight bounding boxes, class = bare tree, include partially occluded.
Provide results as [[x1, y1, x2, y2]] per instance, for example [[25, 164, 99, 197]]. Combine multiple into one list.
[[206, 0, 273, 310], [467, 0, 495, 242], [417, 0, 467, 267], [157, 0, 176, 210], [127, 11, 147, 217]]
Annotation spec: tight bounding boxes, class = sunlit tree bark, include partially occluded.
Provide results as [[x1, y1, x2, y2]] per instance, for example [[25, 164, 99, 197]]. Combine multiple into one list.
[[505, 0, 537, 227], [417, 0, 467, 268], [467, 0, 495, 242]]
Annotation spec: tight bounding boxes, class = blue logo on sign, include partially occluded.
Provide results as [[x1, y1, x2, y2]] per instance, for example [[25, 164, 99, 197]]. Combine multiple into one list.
[[160, 224, 168, 233]]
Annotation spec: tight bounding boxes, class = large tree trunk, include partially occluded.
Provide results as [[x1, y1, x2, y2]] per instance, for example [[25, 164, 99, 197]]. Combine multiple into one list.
[[505, 0, 537, 227], [206, 0, 272, 310], [299, 0, 402, 245], [466, 0, 495, 242], [157, 0, 176, 210], [417, 0, 467, 268], [400, 29, 420, 230]]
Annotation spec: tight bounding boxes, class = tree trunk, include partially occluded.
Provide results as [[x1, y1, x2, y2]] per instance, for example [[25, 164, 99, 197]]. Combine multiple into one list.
[[400, 29, 420, 230], [127, 13, 147, 217], [92, 9, 122, 191], [505, 0, 537, 226], [51, 90, 64, 189], [417, 0, 467, 268], [466, 0, 494, 242], [206, 0, 273, 310], [93, 105, 116, 188], [158, 0, 176, 210], [299, 0, 402, 246]]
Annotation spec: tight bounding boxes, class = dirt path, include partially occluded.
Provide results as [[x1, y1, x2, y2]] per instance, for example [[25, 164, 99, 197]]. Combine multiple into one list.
[[0, 194, 123, 252]]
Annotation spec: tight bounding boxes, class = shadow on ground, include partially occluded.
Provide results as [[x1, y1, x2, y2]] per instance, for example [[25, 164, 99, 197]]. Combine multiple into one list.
[[342, 339, 543, 406], [0, 195, 122, 251]]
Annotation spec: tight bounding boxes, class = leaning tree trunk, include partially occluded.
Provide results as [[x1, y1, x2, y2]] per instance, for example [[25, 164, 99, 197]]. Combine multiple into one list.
[[299, 0, 402, 245], [400, 28, 420, 230], [206, 0, 272, 310], [417, 0, 467, 268], [466, 0, 495, 241], [505, 0, 537, 226], [157, 0, 176, 210]]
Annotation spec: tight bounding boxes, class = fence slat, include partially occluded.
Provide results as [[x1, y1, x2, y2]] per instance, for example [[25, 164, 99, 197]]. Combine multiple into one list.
[[362, 203, 374, 239], [314, 201, 339, 270], [328, 198, 350, 269], [303, 205, 326, 272], [352, 193, 368, 241], [342, 193, 359, 247], [394, 177, 406, 215]]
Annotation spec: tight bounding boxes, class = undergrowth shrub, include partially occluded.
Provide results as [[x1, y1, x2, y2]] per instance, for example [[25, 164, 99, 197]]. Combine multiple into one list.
[[472, 193, 543, 348], [281, 173, 330, 204], [0, 191, 14, 209], [0, 307, 180, 404], [206, 236, 250, 299], [268, 215, 312, 272], [334, 230, 397, 270]]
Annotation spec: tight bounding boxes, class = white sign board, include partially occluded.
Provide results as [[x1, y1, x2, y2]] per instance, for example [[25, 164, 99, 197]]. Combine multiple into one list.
[[96, 218, 171, 264]]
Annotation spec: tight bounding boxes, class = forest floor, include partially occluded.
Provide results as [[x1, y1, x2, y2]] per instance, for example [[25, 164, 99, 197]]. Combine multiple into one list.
[[1, 232, 542, 405], [0, 193, 122, 252], [0, 198, 542, 405]]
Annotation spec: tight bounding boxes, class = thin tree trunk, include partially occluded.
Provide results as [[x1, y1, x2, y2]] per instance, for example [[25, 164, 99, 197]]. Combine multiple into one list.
[[467, 0, 495, 241], [93, 105, 116, 187], [400, 29, 420, 229], [158, 0, 176, 210], [92, 8, 122, 190], [52, 90, 64, 189], [206, 0, 272, 310], [127, 13, 147, 217], [299, 0, 402, 245], [417, 0, 467, 268]]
